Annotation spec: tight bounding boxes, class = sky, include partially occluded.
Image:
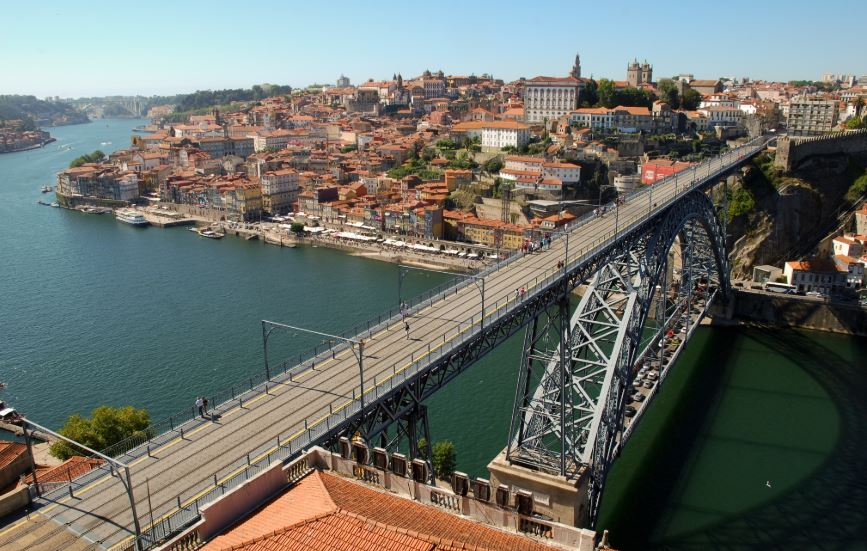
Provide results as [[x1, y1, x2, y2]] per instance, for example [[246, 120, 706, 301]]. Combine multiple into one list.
[[2, 0, 865, 98]]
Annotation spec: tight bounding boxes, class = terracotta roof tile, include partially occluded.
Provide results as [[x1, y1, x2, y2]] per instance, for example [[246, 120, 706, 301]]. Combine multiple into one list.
[[0, 441, 26, 471]]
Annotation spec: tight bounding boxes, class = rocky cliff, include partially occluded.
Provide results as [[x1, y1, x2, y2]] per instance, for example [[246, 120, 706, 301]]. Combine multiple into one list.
[[727, 147, 867, 278]]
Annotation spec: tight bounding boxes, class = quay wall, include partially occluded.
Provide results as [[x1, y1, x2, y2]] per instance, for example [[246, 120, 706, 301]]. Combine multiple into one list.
[[711, 289, 867, 336], [774, 129, 867, 172]]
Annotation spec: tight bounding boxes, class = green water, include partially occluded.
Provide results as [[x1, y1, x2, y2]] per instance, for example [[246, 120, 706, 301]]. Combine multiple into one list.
[[1, 120, 864, 548]]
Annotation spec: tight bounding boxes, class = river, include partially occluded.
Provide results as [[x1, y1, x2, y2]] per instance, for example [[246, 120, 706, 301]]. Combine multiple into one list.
[[1, 119, 863, 549]]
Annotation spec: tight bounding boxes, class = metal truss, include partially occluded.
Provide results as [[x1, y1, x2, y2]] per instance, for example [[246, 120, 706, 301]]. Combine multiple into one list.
[[505, 190, 731, 527]]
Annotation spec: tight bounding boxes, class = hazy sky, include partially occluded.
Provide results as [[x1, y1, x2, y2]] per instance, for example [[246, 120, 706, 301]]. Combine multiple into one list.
[[2, 0, 864, 98]]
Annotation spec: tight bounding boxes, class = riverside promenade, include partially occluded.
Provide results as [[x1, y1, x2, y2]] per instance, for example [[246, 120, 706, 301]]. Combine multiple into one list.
[[0, 139, 767, 550]]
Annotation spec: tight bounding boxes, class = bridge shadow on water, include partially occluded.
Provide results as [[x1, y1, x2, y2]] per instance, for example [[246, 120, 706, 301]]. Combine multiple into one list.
[[599, 327, 867, 551]]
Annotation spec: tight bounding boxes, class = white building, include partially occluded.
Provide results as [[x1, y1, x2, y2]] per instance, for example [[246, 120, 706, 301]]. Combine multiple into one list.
[[784, 259, 847, 295], [480, 121, 531, 152], [523, 76, 582, 123], [832, 236, 863, 258], [698, 105, 742, 128], [569, 108, 614, 131], [253, 130, 293, 152]]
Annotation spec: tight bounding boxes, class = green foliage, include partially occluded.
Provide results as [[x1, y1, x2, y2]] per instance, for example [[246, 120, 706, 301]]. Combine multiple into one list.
[[69, 150, 106, 168], [727, 187, 756, 222], [50, 405, 150, 460], [448, 150, 477, 170], [595, 79, 654, 108], [340, 144, 358, 153], [174, 84, 291, 112], [656, 78, 680, 108], [387, 158, 443, 181], [597, 79, 616, 108], [435, 139, 456, 150], [580, 79, 598, 107], [845, 116, 866, 129], [681, 89, 702, 110], [847, 171, 867, 202], [482, 156, 504, 174], [289, 222, 305, 234], [0, 95, 88, 126], [431, 440, 457, 479], [421, 147, 436, 161]]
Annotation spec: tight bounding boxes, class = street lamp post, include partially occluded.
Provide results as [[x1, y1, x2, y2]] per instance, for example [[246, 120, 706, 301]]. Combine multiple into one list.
[[22, 419, 144, 550], [261, 320, 366, 426], [397, 263, 486, 329]]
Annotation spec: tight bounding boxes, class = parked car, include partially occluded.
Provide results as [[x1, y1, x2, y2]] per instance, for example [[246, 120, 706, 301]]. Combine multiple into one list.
[[625, 406, 637, 417], [631, 393, 646, 402], [643, 380, 655, 389]]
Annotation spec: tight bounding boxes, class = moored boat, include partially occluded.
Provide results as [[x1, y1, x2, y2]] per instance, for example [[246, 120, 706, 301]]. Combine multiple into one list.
[[115, 209, 149, 226]]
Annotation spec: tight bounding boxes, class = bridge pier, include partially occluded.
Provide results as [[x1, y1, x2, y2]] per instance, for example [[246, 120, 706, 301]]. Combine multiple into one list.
[[488, 450, 591, 527]]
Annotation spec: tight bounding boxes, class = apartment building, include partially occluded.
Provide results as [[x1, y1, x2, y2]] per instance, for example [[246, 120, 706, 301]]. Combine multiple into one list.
[[786, 97, 838, 136]]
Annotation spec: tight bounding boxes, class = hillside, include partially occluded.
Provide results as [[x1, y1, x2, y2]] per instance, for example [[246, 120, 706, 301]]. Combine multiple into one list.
[[727, 149, 867, 277], [0, 95, 89, 128]]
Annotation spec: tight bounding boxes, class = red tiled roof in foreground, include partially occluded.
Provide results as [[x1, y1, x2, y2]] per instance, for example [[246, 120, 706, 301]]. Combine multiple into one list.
[[204, 470, 556, 551], [0, 441, 26, 471]]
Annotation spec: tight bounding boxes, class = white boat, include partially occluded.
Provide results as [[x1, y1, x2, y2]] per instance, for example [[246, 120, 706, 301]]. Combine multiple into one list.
[[115, 209, 149, 226], [197, 228, 224, 239]]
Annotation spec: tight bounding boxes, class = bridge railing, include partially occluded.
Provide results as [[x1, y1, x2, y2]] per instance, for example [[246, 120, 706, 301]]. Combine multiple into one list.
[[114, 137, 769, 549]]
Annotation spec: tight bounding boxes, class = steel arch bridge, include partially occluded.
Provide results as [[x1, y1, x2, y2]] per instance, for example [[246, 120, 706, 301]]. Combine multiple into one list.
[[16, 139, 768, 550], [504, 190, 730, 525]]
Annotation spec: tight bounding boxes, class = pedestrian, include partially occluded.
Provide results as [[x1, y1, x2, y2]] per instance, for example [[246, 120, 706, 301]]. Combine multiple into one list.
[[520, 287, 526, 300], [202, 397, 209, 417], [195, 396, 204, 418], [405, 321, 410, 339], [515, 288, 520, 301]]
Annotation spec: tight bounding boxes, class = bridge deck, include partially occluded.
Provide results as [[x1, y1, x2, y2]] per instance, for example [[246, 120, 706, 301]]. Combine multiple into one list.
[[10, 141, 764, 549]]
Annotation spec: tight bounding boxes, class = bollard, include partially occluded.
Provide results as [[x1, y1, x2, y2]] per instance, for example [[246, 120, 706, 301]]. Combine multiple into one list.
[[177, 495, 182, 509], [277, 435, 281, 447], [239, 396, 244, 409], [247, 453, 251, 465], [147, 444, 151, 458], [304, 419, 308, 430], [180, 427, 184, 440], [213, 474, 218, 487]]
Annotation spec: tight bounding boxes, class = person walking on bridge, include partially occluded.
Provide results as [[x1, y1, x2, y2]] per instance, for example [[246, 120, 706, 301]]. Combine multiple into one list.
[[195, 396, 204, 418], [404, 321, 410, 340]]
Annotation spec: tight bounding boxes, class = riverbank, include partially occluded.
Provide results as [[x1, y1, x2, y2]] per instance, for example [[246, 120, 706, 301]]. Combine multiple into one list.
[[710, 288, 867, 336], [0, 137, 56, 155]]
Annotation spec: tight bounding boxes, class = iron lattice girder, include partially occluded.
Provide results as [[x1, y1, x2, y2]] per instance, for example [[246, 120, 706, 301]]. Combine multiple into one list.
[[503, 190, 731, 526], [317, 192, 728, 469]]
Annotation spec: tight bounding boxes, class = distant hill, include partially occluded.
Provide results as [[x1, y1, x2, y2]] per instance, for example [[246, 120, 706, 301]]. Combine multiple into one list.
[[0, 95, 89, 128], [146, 83, 293, 122]]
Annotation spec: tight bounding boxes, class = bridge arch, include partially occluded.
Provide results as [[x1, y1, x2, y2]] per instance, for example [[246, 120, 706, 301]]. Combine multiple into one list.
[[505, 189, 730, 527]]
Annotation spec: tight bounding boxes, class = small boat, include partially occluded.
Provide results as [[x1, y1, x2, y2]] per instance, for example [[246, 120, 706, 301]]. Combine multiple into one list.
[[197, 228, 224, 239], [40, 186, 52, 193], [115, 209, 149, 226], [50, 202, 60, 208], [37, 200, 51, 206]]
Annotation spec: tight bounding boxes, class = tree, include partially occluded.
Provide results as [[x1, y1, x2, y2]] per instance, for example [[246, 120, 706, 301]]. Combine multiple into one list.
[[431, 440, 457, 479], [845, 116, 864, 129], [482, 156, 504, 174], [289, 222, 305, 234], [597, 79, 616, 108], [50, 405, 151, 460], [581, 79, 598, 107], [656, 78, 680, 109], [681, 89, 702, 110], [69, 150, 106, 168]]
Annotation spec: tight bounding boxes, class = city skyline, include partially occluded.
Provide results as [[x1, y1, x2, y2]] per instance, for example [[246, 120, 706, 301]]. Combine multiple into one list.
[[2, 0, 866, 98]]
